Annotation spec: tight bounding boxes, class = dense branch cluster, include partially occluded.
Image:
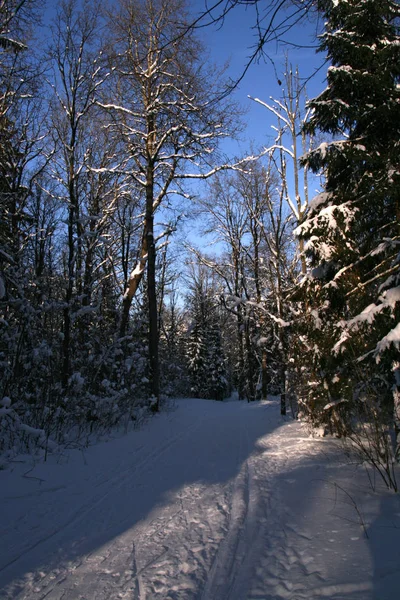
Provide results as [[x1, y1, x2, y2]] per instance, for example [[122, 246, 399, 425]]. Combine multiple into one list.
[[0, 0, 239, 453], [0, 0, 399, 489]]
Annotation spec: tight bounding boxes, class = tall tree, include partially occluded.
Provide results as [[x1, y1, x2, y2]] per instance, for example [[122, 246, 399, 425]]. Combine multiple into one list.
[[186, 261, 227, 401], [296, 0, 400, 477], [102, 0, 237, 407], [48, 0, 106, 387], [194, 156, 295, 405], [196, 172, 248, 398], [249, 60, 313, 275], [0, 0, 45, 400]]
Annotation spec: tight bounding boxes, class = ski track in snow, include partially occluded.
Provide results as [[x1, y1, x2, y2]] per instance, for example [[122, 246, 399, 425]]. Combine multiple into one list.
[[1, 397, 400, 600]]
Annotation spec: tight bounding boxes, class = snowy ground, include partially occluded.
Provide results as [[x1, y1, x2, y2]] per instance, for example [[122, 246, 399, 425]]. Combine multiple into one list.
[[1, 397, 400, 600]]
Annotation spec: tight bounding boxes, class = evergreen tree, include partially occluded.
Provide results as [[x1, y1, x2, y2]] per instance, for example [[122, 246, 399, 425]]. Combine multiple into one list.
[[186, 311, 208, 399], [159, 288, 190, 397], [206, 309, 228, 401], [186, 266, 228, 400], [296, 0, 400, 460]]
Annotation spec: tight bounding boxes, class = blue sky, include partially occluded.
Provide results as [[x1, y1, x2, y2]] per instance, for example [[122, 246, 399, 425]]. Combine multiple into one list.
[[40, 0, 328, 261], [41, 0, 328, 156], [178, 1, 327, 250], [191, 0, 327, 157]]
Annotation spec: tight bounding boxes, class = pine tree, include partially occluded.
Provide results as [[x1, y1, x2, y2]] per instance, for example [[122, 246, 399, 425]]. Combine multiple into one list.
[[296, 0, 400, 462]]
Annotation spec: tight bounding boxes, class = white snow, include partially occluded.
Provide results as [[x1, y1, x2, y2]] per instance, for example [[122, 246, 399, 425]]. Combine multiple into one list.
[[383, 286, 400, 309], [323, 398, 348, 411], [337, 286, 400, 342], [129, 261, 147, 281], [0, 397, 11, 409], [375, 322, 400, 359], [1, 397, 400, 599], [317, 141, 329, 159]]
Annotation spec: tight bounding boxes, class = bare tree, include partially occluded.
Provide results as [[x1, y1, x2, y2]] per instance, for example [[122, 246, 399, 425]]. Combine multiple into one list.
[[0, 0, 37, 51], [193, 149, 297, 409], [249, 60, 312, 273], [0, 0, 48, 400], [197, 173, 249, 399], [166, 1, 320, 96], [0, 0, 42, 261], [101, 0, 239, 406], [234, 161, 276, 400], [48, 0, 107, 387]]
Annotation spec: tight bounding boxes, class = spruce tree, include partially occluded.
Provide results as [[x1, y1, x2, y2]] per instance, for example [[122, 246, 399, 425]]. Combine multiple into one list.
[[206, 310, 228, 401], [186, 300, 208, 398], [186, 270, 228, 400], [296, 0, 400, 443]]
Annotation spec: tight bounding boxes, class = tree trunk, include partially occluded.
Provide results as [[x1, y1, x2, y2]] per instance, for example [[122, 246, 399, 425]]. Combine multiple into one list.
[[280, 365, 286, 416], [62, 147, 76, 389], [253, 228, 268, 401], [145, 149, 160, 409], [63, 224, 73, 388], [237, 306, 245, 400], [244, 314, 255, 402], [261, 349, 268, 401], [119, 242, 147, 338], [275, 237, 287, 416], [147, 209, 160, 408]]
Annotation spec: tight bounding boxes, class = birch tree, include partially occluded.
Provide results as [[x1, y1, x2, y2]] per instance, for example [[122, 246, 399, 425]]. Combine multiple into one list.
[[249, 61, 312, 273]]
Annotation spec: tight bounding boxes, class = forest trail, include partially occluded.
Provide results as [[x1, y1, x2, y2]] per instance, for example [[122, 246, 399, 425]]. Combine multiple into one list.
[[1, 397, 399, 600]]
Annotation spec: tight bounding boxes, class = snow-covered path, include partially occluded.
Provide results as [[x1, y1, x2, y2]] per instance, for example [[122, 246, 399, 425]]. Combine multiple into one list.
[[1, 398, 400, 600]]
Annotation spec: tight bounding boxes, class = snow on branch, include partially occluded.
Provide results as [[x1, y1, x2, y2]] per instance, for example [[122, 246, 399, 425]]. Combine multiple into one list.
[[375, 323, 400, 361], [323, 398, 348, 411], [155, 223, 177, 244], [0, 402, 58, 452], [287, 196, 300, 220], [245, 300, 291, 327], [96, 102, 140, 117], [334, 286, 400, 355], [248, 96, 290, 128], [295, 199, 356, 237], [174, 150, 270, 180], [0, 36, 27, 51]]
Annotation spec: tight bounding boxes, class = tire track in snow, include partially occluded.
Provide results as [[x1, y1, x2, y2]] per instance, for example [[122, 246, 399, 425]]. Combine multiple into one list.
[[199, 463, 250, 600], [32, 537, 155, 600], [0, 415, 209, 598], [199, 417, 261, 600], [242, 428, 335, 600], [2, 401, 279, 600]]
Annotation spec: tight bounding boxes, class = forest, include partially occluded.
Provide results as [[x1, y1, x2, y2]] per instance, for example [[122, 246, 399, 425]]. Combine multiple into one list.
[[0, 0, 399, 489]]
